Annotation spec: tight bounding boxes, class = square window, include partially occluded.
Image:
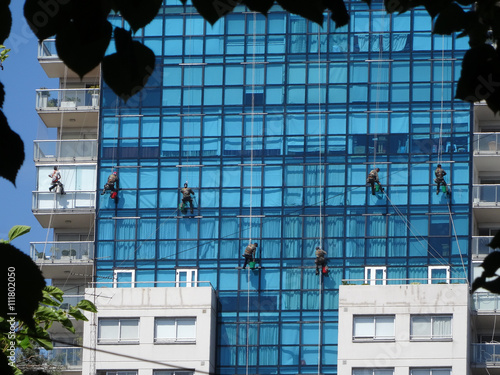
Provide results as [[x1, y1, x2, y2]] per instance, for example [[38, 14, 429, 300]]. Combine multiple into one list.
[[98, 318, 139, 344], [155, 317, 196, 343], [353, 315, 395, 340]]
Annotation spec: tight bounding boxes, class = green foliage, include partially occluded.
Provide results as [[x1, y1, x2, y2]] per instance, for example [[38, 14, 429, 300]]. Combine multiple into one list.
[[3, 225, 31, 243], [0, 286, 97, 375], [0, 45, 10, 64], [472, 233, 500, 294]]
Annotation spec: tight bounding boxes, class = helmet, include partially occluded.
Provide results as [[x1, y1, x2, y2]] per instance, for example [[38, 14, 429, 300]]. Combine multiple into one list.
[[54, 166, 58, 170], [113, 171, 117, 175], [437, 164, 441, 168]]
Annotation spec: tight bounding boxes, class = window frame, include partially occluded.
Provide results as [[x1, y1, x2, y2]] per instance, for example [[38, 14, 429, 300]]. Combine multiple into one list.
[[352, 368, 394, 375], [427, 265, 450, 284], [176, 269, 198, 287], [410, 368, 451, 375], [154, 317, 197, 344], [410, 315, 452, 341], [97, 318, 140, 345], [113, 269, 136, 288], [352, 315, 395, 341], [364, 266, 387, 285]]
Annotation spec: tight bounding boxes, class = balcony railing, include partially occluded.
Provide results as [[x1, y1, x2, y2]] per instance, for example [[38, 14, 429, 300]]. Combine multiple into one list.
[[42, 347, 82, 369], [34, 139, 98, 162], [38, 39, 57, 59], [472, 292, 500, 312], [30, 241, 94, 262], [32, 191, 95, 211], [36, 88, 100, 110], [474, 133, 500, 153], [472, 236, 495, 256], [473, 185, 500, 206], [472, 343, 500, 364]]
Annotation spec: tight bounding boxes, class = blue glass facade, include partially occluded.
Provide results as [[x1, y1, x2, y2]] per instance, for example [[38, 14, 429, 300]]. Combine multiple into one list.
[[96, 2, 472, 374]]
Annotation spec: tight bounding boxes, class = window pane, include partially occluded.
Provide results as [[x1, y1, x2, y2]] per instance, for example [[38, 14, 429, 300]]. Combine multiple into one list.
[[177, 318, 196, 339], [99, 319, 119, 340], [156, 319, 175, 339], [121, 320, 139, 340], [411, 316, 431, 337], [433, 316, 451, 337], [376, 316, 394, 338], [353, 316, 374, 337]]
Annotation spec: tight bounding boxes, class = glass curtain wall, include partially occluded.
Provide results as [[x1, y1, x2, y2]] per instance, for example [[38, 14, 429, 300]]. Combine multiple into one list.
[[96, 1, 472, 374]]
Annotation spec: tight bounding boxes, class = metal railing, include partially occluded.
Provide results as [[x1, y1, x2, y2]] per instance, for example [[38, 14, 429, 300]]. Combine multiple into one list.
[[472, 185, 500, 206], [38, 39, 57, 59], [472, 236, 495, 256], [92, 280, 214, 289], [472, 292, 500, 312], [32, 190, 96, 211], [341, 278, 467, 286], [43, 347, 82, 368], [36, 88, 100, 110], [472, 343, 500, 364], [30, 241, 94, 262], [34, 139, 98, 162], [473, 133, 500, 153]]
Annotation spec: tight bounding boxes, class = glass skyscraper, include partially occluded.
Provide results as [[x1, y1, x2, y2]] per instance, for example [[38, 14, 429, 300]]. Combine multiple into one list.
[[95, 1, 472, 374]]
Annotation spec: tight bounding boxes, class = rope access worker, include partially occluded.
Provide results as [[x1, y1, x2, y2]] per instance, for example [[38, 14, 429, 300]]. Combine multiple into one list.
[[242, 243, 258, 269], [180, 182, 195, 214], [434, 164, 447, 195], [101, 171, 119, 196], [48, 166, 65, 195], [367, 167, 384, 196], [315, 247, 327, 275]]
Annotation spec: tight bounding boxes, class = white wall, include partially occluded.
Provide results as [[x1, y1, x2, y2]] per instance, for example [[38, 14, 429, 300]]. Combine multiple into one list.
[[338, 284, 470, 375], [82, 286, 217, 375]]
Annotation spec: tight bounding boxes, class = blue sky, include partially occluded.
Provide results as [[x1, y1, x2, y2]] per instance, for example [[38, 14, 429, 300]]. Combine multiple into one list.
[[0, 2, 56, 254]]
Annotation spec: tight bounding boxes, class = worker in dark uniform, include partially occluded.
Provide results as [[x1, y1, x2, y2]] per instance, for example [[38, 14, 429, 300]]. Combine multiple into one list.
[[180, 182, 195, 214], [367, 167, 383, 196], [434, 164, 447, 195], [242, 243, 258, 268], [48, 166, 65, 195], [102, 171, 119, 195], [315, 246, 327, 275]]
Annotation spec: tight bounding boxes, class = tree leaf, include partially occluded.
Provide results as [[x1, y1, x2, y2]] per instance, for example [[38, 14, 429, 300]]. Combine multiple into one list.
[[102, 28, 156, 102], [43, 286, 64, 303], [433, 2, 466, 35], [114, 0, 163, 33], [0, 110, 24, 186], [327, 0, 350, 28], [0, 5, 11, 45], [24, 0, 73, 41], [276, 0, 325, 25], [7, 225, 30, 243], [480, 251, 500, 277], [423, 0, 452, 19], [0, 243, 45, 329], [30, 326, 53, 350], [68, 307, 88, 321], [481, 276, 500, 295], [55, 4, 112, 79], [76, 299, 98, 313], [191, 0, 239, 25], [241, 0, 273, 14], [58, 314, 75, 334], [36, 306, 60, 322], [18, 335, 31, 350]]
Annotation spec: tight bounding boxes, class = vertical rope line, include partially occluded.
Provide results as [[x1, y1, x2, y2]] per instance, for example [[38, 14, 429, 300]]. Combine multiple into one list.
[[373, 13, 385, 169], [438, 35, 445, 165], [246, 13, 258, 375], [317, 26, 323, 375], [248, 11, 257, 244]]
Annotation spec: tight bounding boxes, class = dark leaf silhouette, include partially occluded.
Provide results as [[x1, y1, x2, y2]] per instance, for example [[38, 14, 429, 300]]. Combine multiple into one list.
[[102, 28, 156, 102], [479, 277, 500, 295], [277, 0, 325, 25], [0, 243, 45, 329], [190, 0, 239, 25], [424, 0, 452, 19], [479, 251, 500, 278], [328, 0, 349, 28], [471, 276, 485, 293], [0, 110, 24, 185], [24, 0, 72, 41], [0, 3, 11, 45], [0, 350, 14, 375], [112, 0, 163, 33], [433, 2, 466, 35], [241, 0, 274, 15], [0, 81, 4, 108], [56, 19, 112, 78]]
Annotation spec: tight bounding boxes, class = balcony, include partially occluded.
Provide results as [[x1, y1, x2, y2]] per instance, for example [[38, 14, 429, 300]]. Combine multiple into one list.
[[34, 139, 98, 162], [472, 292, 500, 333], [472, 343, 500, 367], [41, 347, 82, 370], [30, 241, 94, 279], [36, 88, 99, 128], [32, 191, 95, 228], [473, 185, 500, 221], [473, 133, 500, 172], [38, 39, 99, 79], [472, 236, 495, 258]]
